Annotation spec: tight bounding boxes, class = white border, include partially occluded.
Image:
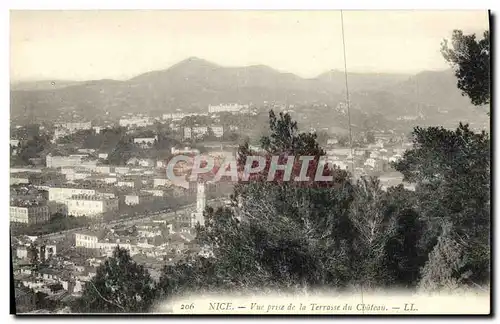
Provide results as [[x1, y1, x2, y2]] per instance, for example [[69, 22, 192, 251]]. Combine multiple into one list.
[[2, 2, 498, 324]]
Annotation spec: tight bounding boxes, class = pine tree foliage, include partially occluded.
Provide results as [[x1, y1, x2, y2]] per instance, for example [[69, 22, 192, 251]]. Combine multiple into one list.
[[441, 30, 490, 107], [76, 247, 156, 313]]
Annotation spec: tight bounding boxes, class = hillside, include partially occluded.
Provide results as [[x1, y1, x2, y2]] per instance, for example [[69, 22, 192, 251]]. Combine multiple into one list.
[[10, 57, 489, 130]]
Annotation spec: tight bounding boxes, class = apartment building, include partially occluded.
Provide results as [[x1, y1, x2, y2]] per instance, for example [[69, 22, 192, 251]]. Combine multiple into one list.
[[66, 194, 119, 217], [124, 193, 155, 206], [48, 187, 96, 204], [10, 205, 50, 225]]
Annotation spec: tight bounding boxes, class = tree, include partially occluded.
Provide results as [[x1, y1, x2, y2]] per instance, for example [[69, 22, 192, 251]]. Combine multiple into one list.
[[203, 111, 358, 289], [337, 135, 350, 147], [441, 30, 490, 107], [347, 179, 425, 288], [75, 247, 156, 313], [108, 136, 135, 165], [417, 222, 484, 293], [394, 123, 490, 287], [365, 131, 375, 145], [315, 130, 330, 146], [27, 243, 39, 265]]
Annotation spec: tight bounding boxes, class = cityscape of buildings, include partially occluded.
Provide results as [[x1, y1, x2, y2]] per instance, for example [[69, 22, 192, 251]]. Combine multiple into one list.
[[10, 100, 419, 313]]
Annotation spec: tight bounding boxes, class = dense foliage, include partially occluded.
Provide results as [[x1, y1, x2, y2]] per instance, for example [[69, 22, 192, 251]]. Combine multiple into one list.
[[74, 30, 490, 312], [441, 30, 490, 107], [75, 248, 156, 313]]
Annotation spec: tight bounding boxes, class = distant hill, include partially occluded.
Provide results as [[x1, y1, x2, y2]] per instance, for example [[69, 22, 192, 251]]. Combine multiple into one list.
[[10, 57, 489, 130], [315, 70, 410, 92], [11, 80, 86, 91]]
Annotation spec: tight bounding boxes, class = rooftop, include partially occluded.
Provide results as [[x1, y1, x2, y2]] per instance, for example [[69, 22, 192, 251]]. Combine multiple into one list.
[[69, 194, 116, 201]]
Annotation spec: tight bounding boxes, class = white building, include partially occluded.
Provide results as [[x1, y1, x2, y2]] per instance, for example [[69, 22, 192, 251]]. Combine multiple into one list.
[[208, 103, 248, 114], [141, 189, 166, 197], [119, 117, 153, 128], [57, 122, 92, 132], [192, 126, 208, 138], [124, 193, 155, 206], [191, 182, 206, 227], [10, 168, 42, 174], [163, 112, 206, 121], [45, 154, 98, 170], [389, 154, 402, 163], [46, 155, 83, 168], [117, 181, 136, 188], [10, 205, 50, 225], [98, 242, 133, 257], [104, 177, 117, 184], [48, 187, 96, 204], [183, 127, 192, 139], [66, 172, 91, 181], [211, 126, 224, 138], [133, 137, 157, 147], [126, 157, 154, 167], [115, 167, 130, 175], [75, 232, 99, 249], [171, 147, 200, 155], [10, 177, 29, 185], [77, 148, 96, 154], [326, 138, 338, 145], [66, 195, 119, 218], [153, 178, 171, 188], [364, 158, 377, 169], [96, 166, 113, 174]]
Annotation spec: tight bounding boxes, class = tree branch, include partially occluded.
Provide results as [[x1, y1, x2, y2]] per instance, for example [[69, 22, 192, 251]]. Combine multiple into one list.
[[88, 280, 126, 312]]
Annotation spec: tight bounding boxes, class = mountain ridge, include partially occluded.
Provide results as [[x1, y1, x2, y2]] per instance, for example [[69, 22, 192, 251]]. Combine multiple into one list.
[[10, 56, 487, 130]]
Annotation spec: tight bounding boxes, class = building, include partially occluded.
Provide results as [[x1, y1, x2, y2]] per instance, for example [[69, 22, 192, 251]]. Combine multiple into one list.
[[98, 242, 133, 257], [77, 148, 96, 154], [119, 116, 153, 128], [10, 168, 42, 174], [10, 205, 50, 225], [16, 244, 57, 261], [126, 158, 154, 167], [171, 147, 200, 155], [48, 187, 96, 204], [163, 112, 206, 121], [124, 193, 155, 206], [45, 154, 98, 170], [192, 126, 208, 138], [46, 155, 83, 168], [75, 232, 100, 249], [183, 127, 192, 139], [65, 172, 91, 181], [96, 166, 113, 174], [57, 122, 92, 132], [141, 189, 168, 197], [208, 103, 248, 114], [11, 176, 30, 185], [326, 138, 338, 145], [66, 195, 119, 217], [133, 137, 157, 147], [191, 182, 206, 227], [211, 126, 224, 138], [116, 180, 137, 188], [153, 178, 172, 188], [114, 167, 130, 175]]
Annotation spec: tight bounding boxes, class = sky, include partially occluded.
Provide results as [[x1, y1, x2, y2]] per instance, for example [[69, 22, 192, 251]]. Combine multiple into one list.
[[10, 10, 490, 82]]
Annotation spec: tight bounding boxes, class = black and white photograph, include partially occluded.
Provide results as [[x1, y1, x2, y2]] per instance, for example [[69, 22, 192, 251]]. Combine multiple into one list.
[[8, 9, 491, 315]]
